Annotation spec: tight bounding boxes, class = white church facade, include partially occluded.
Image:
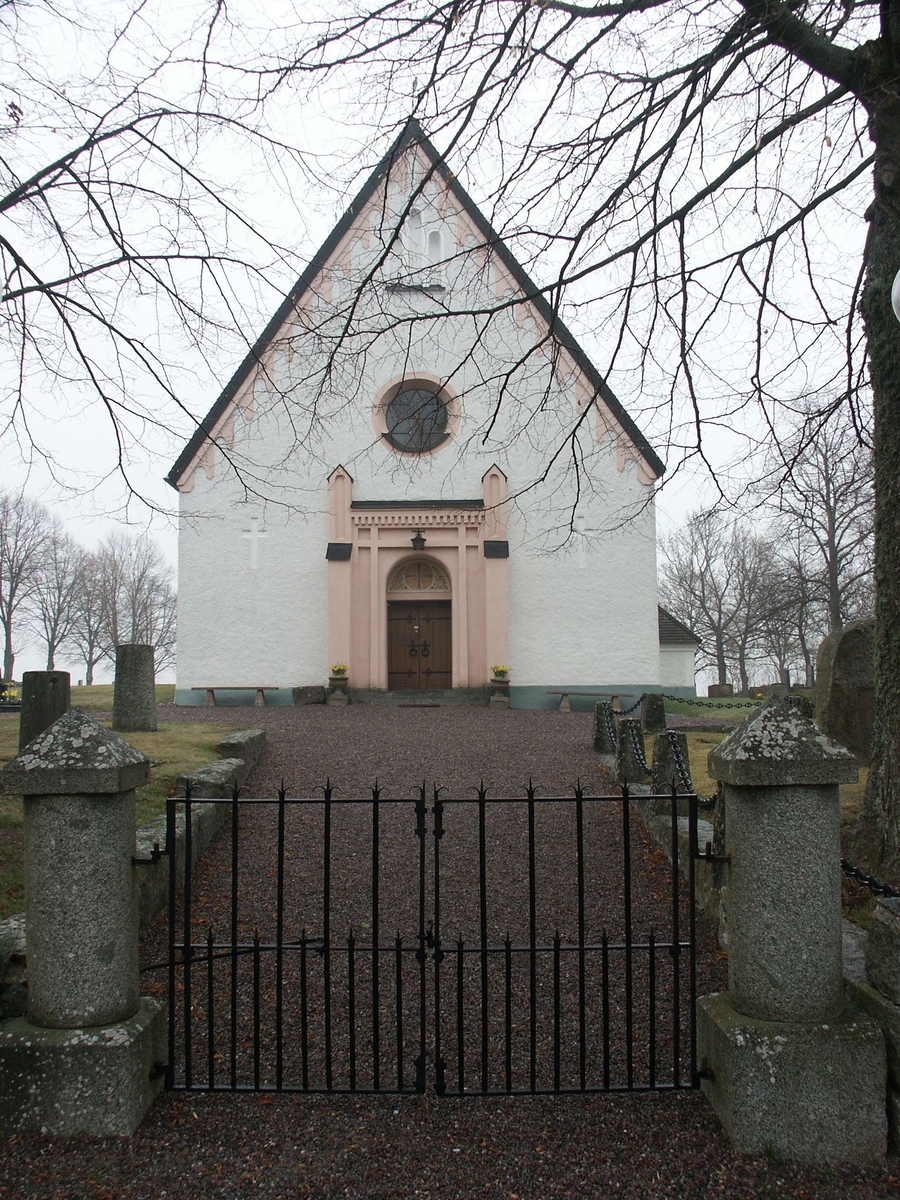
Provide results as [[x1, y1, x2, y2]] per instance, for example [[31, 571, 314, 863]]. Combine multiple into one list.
[[168, 121, 697, 708]]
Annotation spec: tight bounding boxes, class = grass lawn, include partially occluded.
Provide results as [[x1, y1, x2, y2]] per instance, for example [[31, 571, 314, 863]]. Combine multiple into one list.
[[0, 686, 231, 919]]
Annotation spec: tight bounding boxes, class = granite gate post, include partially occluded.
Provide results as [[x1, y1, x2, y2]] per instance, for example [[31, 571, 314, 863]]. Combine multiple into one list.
[[112, 643, 158, 732], [699, 698, 886, 1162], [0, 708, 166, 1134]]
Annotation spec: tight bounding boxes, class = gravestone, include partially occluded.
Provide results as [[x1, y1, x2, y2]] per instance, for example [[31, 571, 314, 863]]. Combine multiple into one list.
[[816, 617, 874, 764], [18, 671, 70, 750], [112, 644, 157, 732], [708, 683, 733, 698]]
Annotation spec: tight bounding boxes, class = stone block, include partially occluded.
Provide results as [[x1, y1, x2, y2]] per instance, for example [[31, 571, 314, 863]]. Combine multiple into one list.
[[698, 991, 886, 1163], [846, 976, 900, 1091], [489, 691, 510, 708], [0, 997, 166, 1135], [708, 697, 859, 788], [615, 718, 651, 786], [293, 686, 326, 705], [866, 896, 900, 1004], [641, 692, 667, 734], [816, 617, 874, 764], [176, 757, 246, 798], [112, 644, 157, 732], [327, 689, 349, 706], [651, 730, 691, 798], [19, 672, 70, 751], [592, 702, 617, 755], [25, 786, 139, 1029], [708, 683, 733, 698], [0, 708, 149, 797], [215, 729, 266, 772]]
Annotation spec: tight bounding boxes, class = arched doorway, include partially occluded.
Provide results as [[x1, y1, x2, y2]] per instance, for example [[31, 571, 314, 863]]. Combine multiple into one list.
[[387, 559, 452, 689]]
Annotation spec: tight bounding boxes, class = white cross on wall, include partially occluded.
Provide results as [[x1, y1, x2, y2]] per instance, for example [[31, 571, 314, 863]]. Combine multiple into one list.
[[242, 517, 268, 571], [573, 518, 604, 570]]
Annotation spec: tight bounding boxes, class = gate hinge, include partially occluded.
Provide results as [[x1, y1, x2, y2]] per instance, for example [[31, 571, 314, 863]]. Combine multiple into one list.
[[132, 843, 166, 867], [695, 842, 730, 865]]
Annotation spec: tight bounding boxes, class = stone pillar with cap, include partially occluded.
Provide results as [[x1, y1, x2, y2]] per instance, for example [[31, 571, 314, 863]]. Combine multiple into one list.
[[0, 708, 166, 1135], [699, 697, 886, 1163]]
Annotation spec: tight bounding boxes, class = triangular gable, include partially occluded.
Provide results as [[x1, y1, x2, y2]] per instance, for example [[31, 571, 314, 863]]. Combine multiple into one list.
[[167, 119, 665, 490]]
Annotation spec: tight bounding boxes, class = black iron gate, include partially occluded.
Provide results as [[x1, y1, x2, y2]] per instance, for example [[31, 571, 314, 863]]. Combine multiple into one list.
[[155, 782, 699, 1095]]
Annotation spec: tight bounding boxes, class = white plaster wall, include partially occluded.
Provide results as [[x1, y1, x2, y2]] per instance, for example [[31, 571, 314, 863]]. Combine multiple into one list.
[[176, 150, 664, 691], [659, 645, 698, 690]]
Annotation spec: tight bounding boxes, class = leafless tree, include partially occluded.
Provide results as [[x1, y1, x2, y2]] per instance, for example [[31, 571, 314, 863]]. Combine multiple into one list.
[[0, 491, 51, 680], [661, 512, 743, 687], [28, 529, 84, 670], [4, 0, 900, 861], [69, 553, 108, 686], [760, 407, 874, 633], [95, 532, 177, 669]]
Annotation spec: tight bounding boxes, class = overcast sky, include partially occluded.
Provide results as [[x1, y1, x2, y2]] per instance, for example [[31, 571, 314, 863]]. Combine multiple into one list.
[[1, 0, 870, 684]]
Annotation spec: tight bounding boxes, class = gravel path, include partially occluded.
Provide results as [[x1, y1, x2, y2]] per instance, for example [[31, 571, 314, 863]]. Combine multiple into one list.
[[0, 705, 896, 1198]]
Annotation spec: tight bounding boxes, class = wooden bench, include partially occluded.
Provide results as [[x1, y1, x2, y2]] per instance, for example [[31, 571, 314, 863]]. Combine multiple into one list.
[[192, 687, 279, 708], [547, 691, 621, 713]]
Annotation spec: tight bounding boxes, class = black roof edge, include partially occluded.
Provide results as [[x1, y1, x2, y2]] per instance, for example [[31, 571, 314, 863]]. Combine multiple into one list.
[[166, 117, 665, 490], [658, 605, 702, 644]]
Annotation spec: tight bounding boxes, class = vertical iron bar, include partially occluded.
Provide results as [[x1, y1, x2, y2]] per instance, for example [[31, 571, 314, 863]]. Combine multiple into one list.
[[527, 783, 537, 1094], [415, 785, 427, 1094], [648, 928, 656, 1089], [553, 929, 561, 1092], [504, 933, 512, 1094], [601, 928, 610, 1090], [348, 927, 357, 1091], [670, 788, 681, 1088], [622, 785, 634, 1089], [184, 785, 193, 1089], [576, 785, 586, 1090], [166, 792, 177, 1091], [478, 787, 489, 1094], [371, 785, 381, 1092], [433, 787, 445, 1096], [275, 782, 286, 1091], [323, 780, 333, 1091], [230, 786, 239, 1090], [252, 929, 261, 1091], [689, 794, 698, 1087], [300, 929, 309, 1091], [457, 938, 465, 1095], [207, 927, 215, 1089], [395, 932, 404, 1091]]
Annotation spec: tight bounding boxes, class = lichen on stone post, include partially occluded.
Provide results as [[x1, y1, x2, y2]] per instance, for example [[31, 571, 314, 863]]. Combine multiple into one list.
[[0, 708, 166, 1135], [699, 697, 886, 1163]]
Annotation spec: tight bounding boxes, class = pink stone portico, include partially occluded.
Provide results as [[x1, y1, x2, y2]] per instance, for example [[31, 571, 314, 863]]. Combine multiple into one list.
[[327, 464, 509, 688]]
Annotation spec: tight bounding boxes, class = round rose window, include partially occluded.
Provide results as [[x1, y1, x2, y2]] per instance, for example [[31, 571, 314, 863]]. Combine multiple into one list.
[[384, 387, 449, 453]]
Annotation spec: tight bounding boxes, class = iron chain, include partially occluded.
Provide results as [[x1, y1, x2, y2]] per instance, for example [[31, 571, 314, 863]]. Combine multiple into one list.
[[665, 728, 695, 794], [841, 858, 900, 899], [626, 718, 651, 773]]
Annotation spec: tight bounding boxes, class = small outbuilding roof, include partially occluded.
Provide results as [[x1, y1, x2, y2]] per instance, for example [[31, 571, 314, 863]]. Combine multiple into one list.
[[658, 606, 701, 646]]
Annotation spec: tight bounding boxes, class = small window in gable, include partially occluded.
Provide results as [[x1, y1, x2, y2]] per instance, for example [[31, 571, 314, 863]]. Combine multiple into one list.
[[406, 211, 423, 267], [427, 229, 442, 267]]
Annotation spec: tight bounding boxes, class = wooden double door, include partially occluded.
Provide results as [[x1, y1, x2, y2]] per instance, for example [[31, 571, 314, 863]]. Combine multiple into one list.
[[387, 601, 452, 690]]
